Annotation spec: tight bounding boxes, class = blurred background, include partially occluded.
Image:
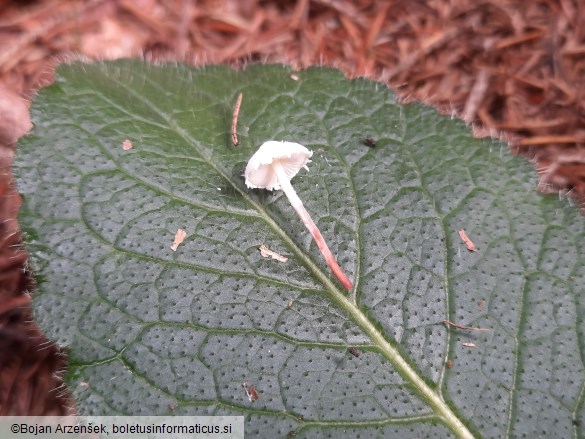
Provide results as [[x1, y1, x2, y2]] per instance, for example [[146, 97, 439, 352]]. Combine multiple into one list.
[[0, 0, 584, 415]]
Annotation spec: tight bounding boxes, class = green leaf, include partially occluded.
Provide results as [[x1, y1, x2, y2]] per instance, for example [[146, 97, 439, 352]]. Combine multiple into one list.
[[14, 60, 585, 438]]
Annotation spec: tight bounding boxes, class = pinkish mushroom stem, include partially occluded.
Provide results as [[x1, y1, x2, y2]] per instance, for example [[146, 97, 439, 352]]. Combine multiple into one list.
[[273, 162, 353, 290]]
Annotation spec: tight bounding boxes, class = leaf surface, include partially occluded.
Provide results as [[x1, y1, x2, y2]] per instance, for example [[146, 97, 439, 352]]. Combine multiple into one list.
[[14, 60, 585, 438]]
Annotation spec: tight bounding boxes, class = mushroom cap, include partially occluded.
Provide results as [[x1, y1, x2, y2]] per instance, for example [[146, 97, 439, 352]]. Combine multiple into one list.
[[244, 140, 313, 190]]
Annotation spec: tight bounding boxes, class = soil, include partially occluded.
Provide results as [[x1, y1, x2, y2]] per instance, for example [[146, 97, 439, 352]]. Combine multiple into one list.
[[0, 0, 584, 415]]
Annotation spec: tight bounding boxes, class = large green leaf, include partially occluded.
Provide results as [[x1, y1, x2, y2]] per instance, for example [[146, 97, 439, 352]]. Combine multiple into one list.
[[14, 60, 585, 438]]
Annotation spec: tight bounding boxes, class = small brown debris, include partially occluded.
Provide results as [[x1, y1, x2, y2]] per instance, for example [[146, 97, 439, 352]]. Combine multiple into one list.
[[458, 229, 477, 252], [363, 136, 376, 147], [478, 299, 485, 310], [287, 300, 293, 308], [231, 92, 243, 146], [446, 359, 453, 369], [248, 385, 259, 401], [242, 380, 259, 402], [0, 83, 31, 144], [122, 139, 133, 150], [348, 347, 360, 358], [517, 135, 585, 146], [259, 245, 288, 263], [443, 320, 492, 331], [290, 74, 299, 81], [462, 342, 476, 347], [170, 229, 187, 251], [168, 403, 177, 411], [495, 31, 544, 50], [78, 382, 90, 389], [462, 70, 491, 123]]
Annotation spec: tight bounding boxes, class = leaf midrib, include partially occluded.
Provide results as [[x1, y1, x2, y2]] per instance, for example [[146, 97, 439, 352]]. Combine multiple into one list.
[[78, 66, 477, 438]]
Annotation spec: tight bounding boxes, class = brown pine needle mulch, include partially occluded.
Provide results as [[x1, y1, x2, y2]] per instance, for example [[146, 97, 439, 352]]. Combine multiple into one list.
[[1, 0, 584, 416]]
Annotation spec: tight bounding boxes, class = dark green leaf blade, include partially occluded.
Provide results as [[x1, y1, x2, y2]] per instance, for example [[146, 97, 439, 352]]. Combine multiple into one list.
[[14, 60, 585, 439]]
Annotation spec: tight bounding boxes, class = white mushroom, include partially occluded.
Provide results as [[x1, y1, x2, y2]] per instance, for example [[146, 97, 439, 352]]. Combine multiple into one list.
[[245, 140, 353, 290]]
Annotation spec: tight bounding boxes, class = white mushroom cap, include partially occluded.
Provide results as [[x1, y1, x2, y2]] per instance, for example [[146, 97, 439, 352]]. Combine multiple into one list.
[[245, 140, 313, 190]]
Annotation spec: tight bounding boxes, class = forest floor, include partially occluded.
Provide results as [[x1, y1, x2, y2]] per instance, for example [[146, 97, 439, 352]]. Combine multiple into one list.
[[0, 0, 583, 415]]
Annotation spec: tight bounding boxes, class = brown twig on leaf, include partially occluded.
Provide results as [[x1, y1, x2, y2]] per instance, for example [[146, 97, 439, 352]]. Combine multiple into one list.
[[231, 92, 243, 146], [259, 245, 288, 263], [443, 320, 492, 331], [170, 229, 187, 251], [458, 229, 477, 252]]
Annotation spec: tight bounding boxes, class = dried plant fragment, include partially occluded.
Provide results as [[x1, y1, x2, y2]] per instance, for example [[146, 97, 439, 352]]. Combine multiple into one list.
[[458, 229, 477, 251], [242, 381, 259, 402], [248, 385, 259, 401], [443, 320, 492, 331], [478, 299, 485, 310], [231, 92, 243, 146], [348, 347, 360, 358], [259, 245, 288, 263], [122, 139, 133, 150], [363, 136, 376, 147], [290, 74, 299, 81], [462, 342, 476, 347], [446, 359, 453, 369], [170, 228, 187, 251]]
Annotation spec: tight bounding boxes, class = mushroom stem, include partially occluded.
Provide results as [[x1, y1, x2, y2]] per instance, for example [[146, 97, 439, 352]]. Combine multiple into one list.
[[273, 162, 353, 290]]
